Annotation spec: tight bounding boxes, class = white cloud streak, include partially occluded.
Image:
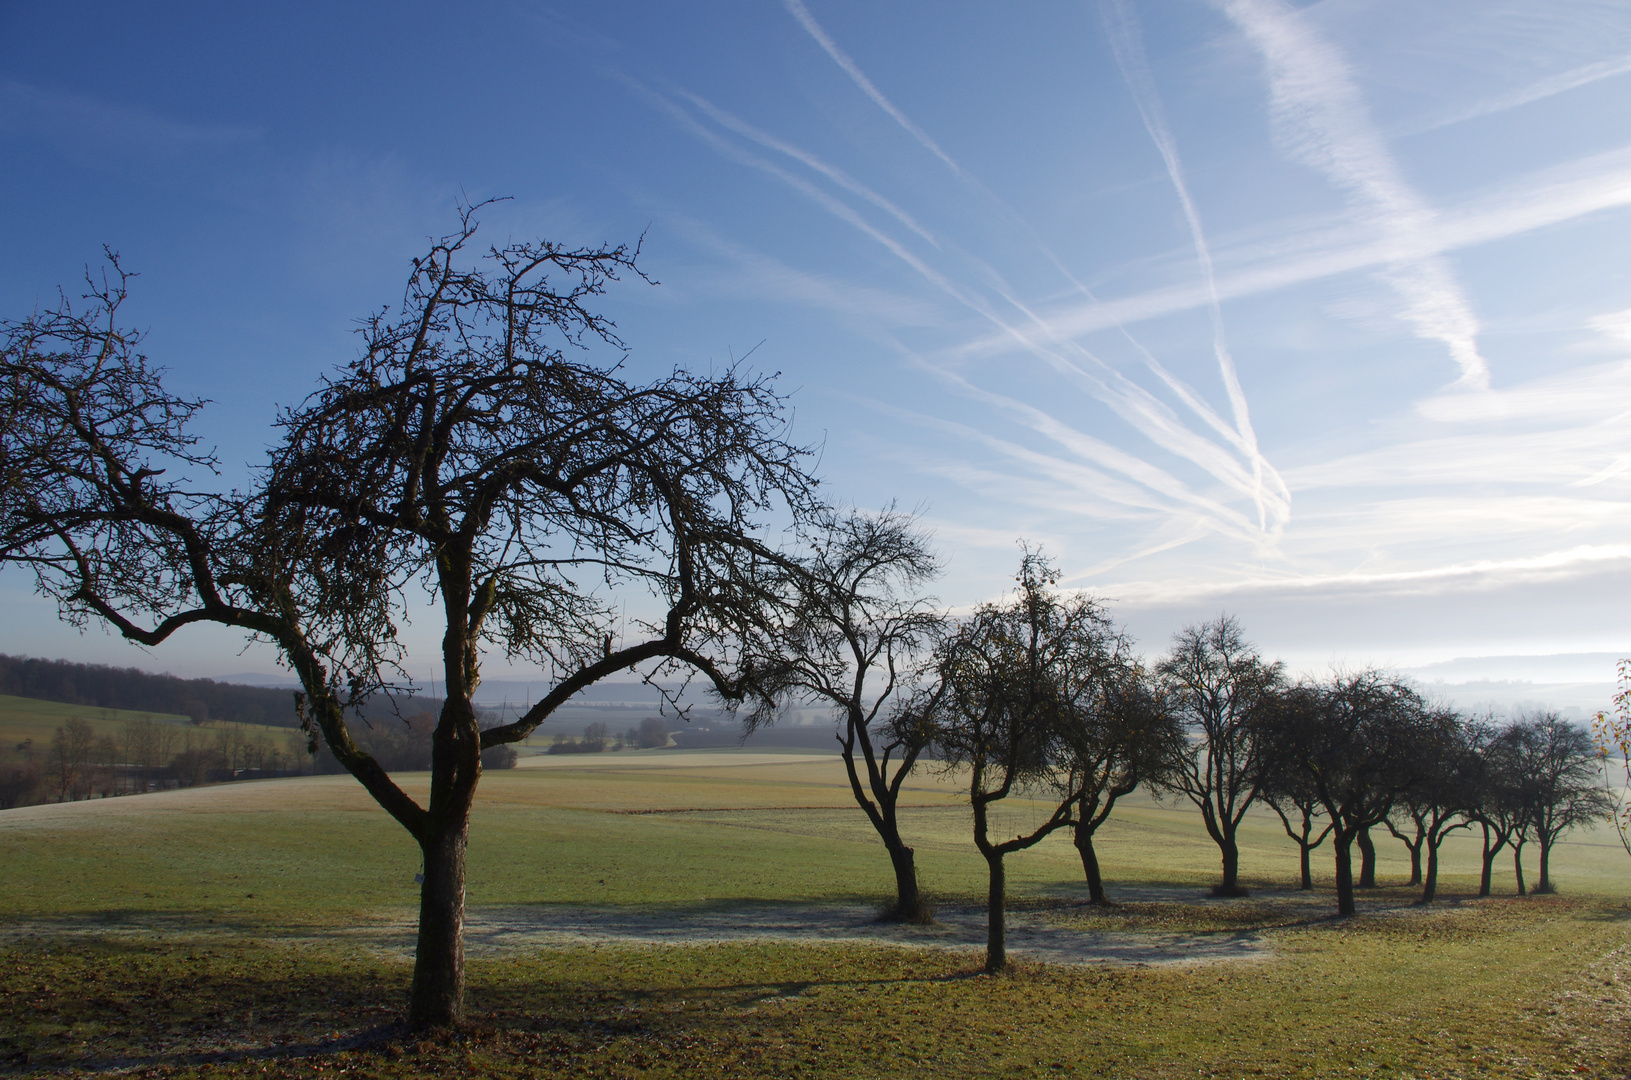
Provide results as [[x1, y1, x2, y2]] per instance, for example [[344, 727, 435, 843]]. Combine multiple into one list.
[[1219, 0, 1493, 389], [1403, 51, 1631, 135], [757, 7, 1299, 549], [640, 73, 1289, 548], [673, 87, 939, 246], [1102, 544, 1631, 605], [907, 357, 1270, 543]]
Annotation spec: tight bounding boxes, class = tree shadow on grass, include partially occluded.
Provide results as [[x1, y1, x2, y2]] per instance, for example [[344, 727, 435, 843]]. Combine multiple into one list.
[[0, 934, 981, 1076]]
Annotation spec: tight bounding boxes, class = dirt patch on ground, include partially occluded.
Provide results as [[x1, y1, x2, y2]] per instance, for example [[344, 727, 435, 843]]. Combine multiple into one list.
[[451, 902, 1273, 967], [1, 899, 1273, 968]]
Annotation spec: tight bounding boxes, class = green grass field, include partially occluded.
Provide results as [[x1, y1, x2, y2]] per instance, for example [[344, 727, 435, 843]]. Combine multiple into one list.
[[2, 749, 1630, 1077]]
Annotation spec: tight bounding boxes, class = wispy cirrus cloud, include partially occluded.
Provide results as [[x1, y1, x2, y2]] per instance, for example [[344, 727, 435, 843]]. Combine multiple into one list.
[[774, 5, 1295, 542], [1103, 543, 1631, 605], [1218, 0, 1492, 390], [0, 78, 261, 152], [665, 217, 944, 329]]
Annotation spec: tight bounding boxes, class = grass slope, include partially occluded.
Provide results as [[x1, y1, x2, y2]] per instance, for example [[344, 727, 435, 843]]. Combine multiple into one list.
[[0, 693, 192, 754], [0, 693, 299, 767]]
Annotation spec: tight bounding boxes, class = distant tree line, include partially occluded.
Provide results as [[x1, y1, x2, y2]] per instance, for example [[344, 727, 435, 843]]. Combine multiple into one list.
[[546, 717, 674, 754], [0, 716, 312, 808], [0, 653, 300, 727]]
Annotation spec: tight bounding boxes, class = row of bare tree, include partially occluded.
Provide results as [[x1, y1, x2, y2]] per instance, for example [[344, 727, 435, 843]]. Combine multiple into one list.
[[746, 526, 1609, 973]]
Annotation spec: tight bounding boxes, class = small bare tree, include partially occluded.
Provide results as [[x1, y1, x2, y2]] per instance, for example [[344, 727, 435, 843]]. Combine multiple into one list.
[[1502, 713, 1611, 894], [745, 506, 942, 921], [1259, 671, 1437, 916], [1257, 688, 1334, 891], [48, 718, 94, 801], [1063, 663, 1178, 905], [1384, 711, 1478, 903], [930, 552, 1125, 972], [1155, 616, 1283, 897]]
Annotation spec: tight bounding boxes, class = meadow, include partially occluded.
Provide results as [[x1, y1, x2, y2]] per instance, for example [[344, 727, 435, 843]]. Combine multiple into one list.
[[2, 747, 1629, 1077]]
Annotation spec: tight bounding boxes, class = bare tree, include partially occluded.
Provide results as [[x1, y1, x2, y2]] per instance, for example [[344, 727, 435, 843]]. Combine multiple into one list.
[[636, 717, 670, 748], [930, 552, 1124, 972], [1470, 723, 1526, 897], [1384, 711, 1478, 903], [1257, 688, 1334, 891], [1155, 615, 1283, 897], [1261, 672, 1435, 916], [47, 718, 94, 801], [1063, 663, 1178, 904], [122, 718, 162, 792], [1, 214, 815, 1029], [744, 506, 942, 921], [1502, 713, 1611, 894]]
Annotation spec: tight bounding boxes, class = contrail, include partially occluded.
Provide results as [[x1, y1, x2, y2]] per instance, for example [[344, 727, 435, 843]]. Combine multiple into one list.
[[641, 6, 1298, 549], [781, 0, 965, 176], [784, 0, 1287, 538], [1100, 0, 1279, 530]]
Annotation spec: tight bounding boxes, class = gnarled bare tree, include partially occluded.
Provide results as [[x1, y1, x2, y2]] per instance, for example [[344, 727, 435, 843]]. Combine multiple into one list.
[[1384, 710, 1478, 903], [1, 212, 817, 1029], [1499, 713, 1611, 895], [1261, 671, 1439, 916], [1062, 663, 1178, 905]]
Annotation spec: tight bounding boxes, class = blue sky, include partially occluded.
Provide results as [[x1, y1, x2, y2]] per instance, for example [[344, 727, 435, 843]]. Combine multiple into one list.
[[3, 0, 1630, 688]]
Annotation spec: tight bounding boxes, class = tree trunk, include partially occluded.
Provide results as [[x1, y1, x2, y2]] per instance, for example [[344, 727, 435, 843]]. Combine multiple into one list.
[[1536, 839, 1554, 894], [409, 820, 468, 1028], [840, 724, 924, 923], [1478, 822, 1505, 897], [1334, 831, 1356, 917], [1405, 840, 1422, 887], [1356, 827, 1377, 889], [1513, 843, 1527, 896], [984, 850, 1007, 973], [1075, 825, 1107, 904], [1213, 832, 1246, 897], [887, 841, 923, 920], [1298, 842, 1313, 891], [408, 601, 483, 1032], [1421, 838, 1440, 904]]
